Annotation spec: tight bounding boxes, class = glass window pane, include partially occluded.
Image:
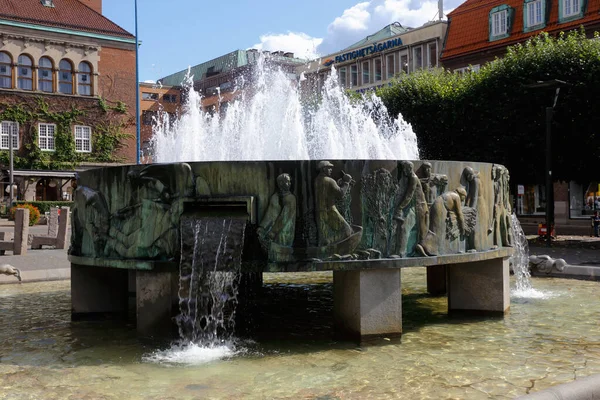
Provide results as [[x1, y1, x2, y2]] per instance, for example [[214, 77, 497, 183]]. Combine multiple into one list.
[[78, 84, 91, 96], [374, 59, 382, 81], [386, 55, 395, 79], [59, 83, 72, 94]]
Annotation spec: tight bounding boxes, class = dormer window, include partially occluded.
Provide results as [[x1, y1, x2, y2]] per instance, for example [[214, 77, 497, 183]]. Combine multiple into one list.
[[493, 10, 508, 35], [41, 0, 54, 7], [524, 0, 546, 32], [559, 0, 584, 22], [489, 5, 514, 41]]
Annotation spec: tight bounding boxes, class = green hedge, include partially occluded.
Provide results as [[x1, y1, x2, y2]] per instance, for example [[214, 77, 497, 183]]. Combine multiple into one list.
[[15, 201, 74, 214], [377, 29, 600, 185]]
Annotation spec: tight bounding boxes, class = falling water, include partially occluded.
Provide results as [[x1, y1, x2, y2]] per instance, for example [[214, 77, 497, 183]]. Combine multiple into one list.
[[145, 216, 247, 365], [510, 213, 531, 292], [151, 55, 419, 162], [510, 213, 547, 299]]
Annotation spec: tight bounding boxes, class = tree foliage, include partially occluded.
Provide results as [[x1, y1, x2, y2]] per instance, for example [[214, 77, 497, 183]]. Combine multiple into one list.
[[377, 29, 600, 184]]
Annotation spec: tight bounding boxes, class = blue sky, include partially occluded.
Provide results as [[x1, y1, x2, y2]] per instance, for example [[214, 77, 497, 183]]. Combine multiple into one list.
[[104, 0, 464, 82]]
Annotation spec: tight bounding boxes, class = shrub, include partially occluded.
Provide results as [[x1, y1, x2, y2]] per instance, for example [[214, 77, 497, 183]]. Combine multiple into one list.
[[9, 203, 41, 226]]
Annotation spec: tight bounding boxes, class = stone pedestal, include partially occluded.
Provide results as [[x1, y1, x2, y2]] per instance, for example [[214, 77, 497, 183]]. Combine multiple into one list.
[[427, 265, 447, 295], [71, 264, 128, 319], [13, 208, 29, 255], [136, 270, 179, 337], [447, 257, 510, 314], [56, 207, 71, 249], [333, 269, 402, 341]]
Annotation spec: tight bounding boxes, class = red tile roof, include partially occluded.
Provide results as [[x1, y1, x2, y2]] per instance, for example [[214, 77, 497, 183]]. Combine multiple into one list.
[[0, 0, 134, 39], [442, 0, 600, 60]]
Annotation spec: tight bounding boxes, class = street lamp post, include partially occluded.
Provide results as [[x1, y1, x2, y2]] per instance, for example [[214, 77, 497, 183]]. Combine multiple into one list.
[[8, 127, 13, 207], [135, 0, 141, 165], [524, 79, 570, 247]]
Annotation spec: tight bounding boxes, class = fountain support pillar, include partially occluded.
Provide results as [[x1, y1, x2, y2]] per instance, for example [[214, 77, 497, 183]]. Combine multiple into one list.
[[333, 269, 402, 340], [427, 265, 447, 295], [136, 270, 179, 337], [71, 264, 128, 319], [447, 257, 510, 314]]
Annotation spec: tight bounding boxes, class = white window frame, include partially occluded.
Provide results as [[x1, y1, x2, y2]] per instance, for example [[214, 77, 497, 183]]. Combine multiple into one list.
[[527, 0, 544, 27], [492, 10, 508, 36], [0, 121, 19, 150], [38, 123, 56, 151], [74, 125, 92, 153], [563, 0, 580, 17]]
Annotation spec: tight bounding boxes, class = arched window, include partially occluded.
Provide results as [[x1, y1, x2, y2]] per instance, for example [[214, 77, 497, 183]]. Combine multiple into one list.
[[17, 54, 33, 90], [0, 52, 11, 88], [77, 61, 92, 96], [38, 57, 53, 93], [58, 59, 73, 94]]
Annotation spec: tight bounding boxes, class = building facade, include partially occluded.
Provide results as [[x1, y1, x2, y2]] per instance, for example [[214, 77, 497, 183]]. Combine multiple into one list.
[[299, 21, 448, 94], [441, 0, 600, 231], [139, 82, 181, 162], [0, 0, 137, 202]]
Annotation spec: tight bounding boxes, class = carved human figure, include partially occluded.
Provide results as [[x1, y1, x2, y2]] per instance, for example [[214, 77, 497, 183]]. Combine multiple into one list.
[[417, 162, 448, 205], [258, 173, 297, 247], [462, 166, 489, 251], [314, 161, 353, 246], [393, 161, 429, 257], [501, 167, 514, 246], [490, 165, 503, 246], [416, 187, 471, 256]]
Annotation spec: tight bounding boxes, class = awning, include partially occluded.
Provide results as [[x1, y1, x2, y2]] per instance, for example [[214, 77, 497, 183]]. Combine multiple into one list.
[[7, 170, 77, 179]]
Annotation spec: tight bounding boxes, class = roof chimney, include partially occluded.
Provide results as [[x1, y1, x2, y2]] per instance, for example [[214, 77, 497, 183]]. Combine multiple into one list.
[[438, 0, 444, 20], [77, 0, 102, 14]]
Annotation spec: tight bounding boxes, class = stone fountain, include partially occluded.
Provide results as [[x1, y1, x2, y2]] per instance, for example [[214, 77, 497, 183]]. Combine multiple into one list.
[[68, 159, 514, 341]]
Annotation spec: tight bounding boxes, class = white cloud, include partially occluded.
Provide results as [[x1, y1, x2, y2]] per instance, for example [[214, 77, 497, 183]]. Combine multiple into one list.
[[251, 32, 323, 60], [252, 0, 460, 60], [318, 0, 453, 55]]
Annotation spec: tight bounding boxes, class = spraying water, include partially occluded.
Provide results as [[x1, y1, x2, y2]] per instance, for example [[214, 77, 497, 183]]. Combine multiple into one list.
[[151, 55, 419, 162]]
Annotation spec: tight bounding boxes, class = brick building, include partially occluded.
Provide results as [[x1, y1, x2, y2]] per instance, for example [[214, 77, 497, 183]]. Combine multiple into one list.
[[139, 82, 181, 162], [441, 0, 600, 233], [0, 0, 136, 202]]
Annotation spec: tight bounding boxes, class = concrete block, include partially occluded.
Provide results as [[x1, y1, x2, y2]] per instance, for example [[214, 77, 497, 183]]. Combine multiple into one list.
[[56, 207, 70, 249], [71, 264, 128, 318], [447, 257, 510, 314], [427, 265, 447, 295], [136, 270, 178, 337], [333, 268, 402, 340]]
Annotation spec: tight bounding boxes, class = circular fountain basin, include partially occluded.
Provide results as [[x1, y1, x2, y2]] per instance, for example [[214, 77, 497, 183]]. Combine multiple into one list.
[[69, 159, 514, 270]]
